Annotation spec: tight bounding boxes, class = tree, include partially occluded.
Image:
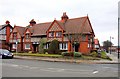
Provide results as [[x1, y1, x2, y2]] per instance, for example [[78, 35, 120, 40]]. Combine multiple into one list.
[[48, 39, 59, 54], [103, 40, 113, 53], [39, 38, 47, 53]]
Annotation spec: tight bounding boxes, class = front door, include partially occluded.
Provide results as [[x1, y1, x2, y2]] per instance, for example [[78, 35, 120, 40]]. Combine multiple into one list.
[[33, 44, 38, 53], [75, 43, 79, 52]]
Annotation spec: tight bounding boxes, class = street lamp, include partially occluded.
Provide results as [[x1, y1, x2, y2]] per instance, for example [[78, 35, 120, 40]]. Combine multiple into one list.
[[118, 18, 120, 59], [110, 36, 114, 54]]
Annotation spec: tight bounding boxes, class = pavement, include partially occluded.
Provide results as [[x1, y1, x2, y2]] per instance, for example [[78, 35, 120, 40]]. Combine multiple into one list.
[[14, 53, 120, 64]]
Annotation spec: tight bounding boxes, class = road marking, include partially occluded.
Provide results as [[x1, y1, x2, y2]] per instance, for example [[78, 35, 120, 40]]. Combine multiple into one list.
[[92, 70, 99, 74], [29, 67, 39, 69], [11, 64, 19, 67]]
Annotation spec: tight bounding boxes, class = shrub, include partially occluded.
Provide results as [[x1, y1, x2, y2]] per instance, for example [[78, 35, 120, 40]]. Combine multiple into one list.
[[61, 52, 81, 57], [100, 51, 111, 60], [43, 49, 48, 54], [89, 51, 98, 57], [74, 52, 82, 57], [48, 39, 60, 54], [61, 52, 72, 56]]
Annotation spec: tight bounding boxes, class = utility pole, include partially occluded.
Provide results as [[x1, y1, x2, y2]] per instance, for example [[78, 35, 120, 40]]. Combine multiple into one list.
[[110, 36, 114, 54], [118, 18, 120, 59]]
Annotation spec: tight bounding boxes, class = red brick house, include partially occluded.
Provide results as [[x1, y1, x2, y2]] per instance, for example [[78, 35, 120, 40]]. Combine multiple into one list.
[[0, 21, 13, 50], [9, 12, 96, 54], [9, 26, 26, 52]]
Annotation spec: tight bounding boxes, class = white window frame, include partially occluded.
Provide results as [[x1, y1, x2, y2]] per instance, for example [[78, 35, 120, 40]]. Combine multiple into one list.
[[56, 31, 62, 37], [25, 44, 30, 49], [49, 32, 54, 37], [44, 43, 49, 49], [59, 43, 68, 50], [13, 44, 16, 49]]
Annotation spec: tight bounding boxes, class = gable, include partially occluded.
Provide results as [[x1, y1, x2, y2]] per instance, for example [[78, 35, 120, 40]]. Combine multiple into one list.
[[48, 21, 63, 32], [83, 18, 95, 36], [26, 29, 30, 33], [83, 19, 92, 32], [9, 27, 21, 39]]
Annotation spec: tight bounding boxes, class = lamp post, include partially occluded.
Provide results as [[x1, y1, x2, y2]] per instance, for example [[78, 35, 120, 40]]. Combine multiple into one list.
[[118, 18, 120, 59], [110, 36, 114, 54]]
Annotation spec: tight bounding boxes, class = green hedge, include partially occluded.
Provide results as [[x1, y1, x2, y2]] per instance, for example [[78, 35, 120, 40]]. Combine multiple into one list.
[[89, 51, 112, 61], [14, 53, 62, 58], [61, 52, 82, 57]]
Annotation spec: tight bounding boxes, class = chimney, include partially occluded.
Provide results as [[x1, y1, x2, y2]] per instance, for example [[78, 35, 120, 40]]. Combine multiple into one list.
[[29, 19, 36, 27], [6, 20, 10, 24], [61, 12, 69, 22]]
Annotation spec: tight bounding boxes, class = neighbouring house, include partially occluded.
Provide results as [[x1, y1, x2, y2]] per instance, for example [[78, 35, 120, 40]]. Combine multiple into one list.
[[94, 38, 100, 50], [0, 21, 13, 50], [9, 12, 97, 54], [9, 26, 26, 52]]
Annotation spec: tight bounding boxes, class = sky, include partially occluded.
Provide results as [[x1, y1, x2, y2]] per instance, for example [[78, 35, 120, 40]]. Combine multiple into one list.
[[0, 0, 119, 46]]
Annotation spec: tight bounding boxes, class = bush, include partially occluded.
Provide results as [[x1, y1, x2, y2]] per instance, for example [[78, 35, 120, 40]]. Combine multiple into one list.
[[61, 52, 72, 56], [61, 52, 81, 57], [89, 51, 98, 57], [48, 39, 60, 54], [74, 52, 82, 57], [43, 49, 48, 54]]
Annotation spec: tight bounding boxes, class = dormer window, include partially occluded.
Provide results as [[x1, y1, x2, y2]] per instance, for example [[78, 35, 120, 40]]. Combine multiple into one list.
[[49, 31, 54, 37]]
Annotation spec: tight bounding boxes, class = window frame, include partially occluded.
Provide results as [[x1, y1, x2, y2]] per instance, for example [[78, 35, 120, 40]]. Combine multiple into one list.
[[13, 32, 17, 39], [25, 44, 30, 49], [48, 31, 54, 37], [56, 31, 62, 37], [59, 43, 68, 50], [13, 44, 16, 49]]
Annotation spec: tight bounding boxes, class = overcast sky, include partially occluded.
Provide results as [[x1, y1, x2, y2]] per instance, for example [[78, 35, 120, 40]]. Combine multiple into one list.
[[0, 0, 119, 46]]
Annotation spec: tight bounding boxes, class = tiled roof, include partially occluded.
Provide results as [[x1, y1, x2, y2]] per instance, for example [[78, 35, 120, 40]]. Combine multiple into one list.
[[31, 22, 52, 36], [31, 16, 94, 36], [15, 26, 26, 36], [61, 16, 87, 34]]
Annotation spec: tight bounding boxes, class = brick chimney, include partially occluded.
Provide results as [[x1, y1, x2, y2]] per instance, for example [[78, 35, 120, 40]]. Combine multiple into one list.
[[6, 20, 10, 24], [61, 12, 69, 23], [29, 19, 36, 27]]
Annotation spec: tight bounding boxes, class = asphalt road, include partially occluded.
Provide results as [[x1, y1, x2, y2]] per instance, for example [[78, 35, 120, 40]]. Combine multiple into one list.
[[2, 59, 119, 77]]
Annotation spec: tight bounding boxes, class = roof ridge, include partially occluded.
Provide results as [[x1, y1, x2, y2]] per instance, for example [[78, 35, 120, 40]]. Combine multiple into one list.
[[68, 16, 88, 20]]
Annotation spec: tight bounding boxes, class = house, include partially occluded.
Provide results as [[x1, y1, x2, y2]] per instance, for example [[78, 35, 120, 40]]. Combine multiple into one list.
[[0, 21, 13, 50], [9, 26, 26, 52], [9, 12, 96, 54], [94, 38, 100, 50]]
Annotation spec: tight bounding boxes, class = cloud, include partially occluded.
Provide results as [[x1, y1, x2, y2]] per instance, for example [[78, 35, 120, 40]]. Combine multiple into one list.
[[0, 0, 119, 46]]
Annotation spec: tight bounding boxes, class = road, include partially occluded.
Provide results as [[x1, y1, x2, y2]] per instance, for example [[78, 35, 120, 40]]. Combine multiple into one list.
[[1, 59, 119, 77]]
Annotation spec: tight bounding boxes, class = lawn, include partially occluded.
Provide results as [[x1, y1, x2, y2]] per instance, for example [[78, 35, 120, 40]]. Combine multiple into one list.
[[13, 52, 103, 60]]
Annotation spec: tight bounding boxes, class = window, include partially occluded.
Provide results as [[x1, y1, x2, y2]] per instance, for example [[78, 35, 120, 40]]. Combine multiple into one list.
[[26, 33, 30, 39], [13, 44, 16, 49], [95, 45, 99, 48], [49, 32, 54, 37], [25, 44, 30, 49], [13, 32, 17, 39], [2, 28, 6, 34], [56, 31, 62, 37], [59, 43, 68, 50], [82, 35, 86, 41], [88, 44, 91, 48], [44, 43, 49, 49]]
